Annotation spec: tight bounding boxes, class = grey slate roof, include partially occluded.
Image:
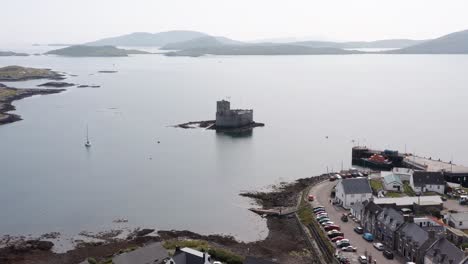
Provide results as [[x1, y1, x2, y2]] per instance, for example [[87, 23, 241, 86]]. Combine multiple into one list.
[[364, 200, 383, 215], [425, 237, 464, 264], [399, 222, 429, 245], [341, 178, 372, 194], [377, 207, 404, 231], [412, 171, 445, 187], [172, 247, 208, 264]]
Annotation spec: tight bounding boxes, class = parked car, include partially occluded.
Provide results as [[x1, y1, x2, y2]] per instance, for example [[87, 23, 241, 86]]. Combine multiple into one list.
[[308, 195, 315, 201], [337, 242, 350, 248], [314, 208, 325, 213], [383, 250, 394, 259], [318, 218, 330, 224], [321, 221, 334, 226], [313, 205, 324, 210], [331, 236, 345, 242], [441, 196, 447, 201], [354, 226, 364, 234], [328, 231, 344, 238], [329, 175, 336, 181], [358, 256, 367, 264], [325, 225, 340, 231], [316, 212, 328, 217], [317, 216, 328, 221], [336, 239, 350, 245], [362, 233, 374, 241], [341, 246, 357, 252], [373, 242, 384, 251]]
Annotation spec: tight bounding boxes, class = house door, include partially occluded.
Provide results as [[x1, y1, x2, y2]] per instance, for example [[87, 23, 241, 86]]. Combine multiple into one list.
[[396, 186, 401, 192]]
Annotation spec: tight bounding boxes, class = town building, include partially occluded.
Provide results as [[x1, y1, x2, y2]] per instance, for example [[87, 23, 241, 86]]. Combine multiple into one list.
[[215, 100, 253, 128], [395, 221, 437, 264], [410, 171, 446, 194], [413, 216, 445, 233], [334, 178, 373, 209], [447, 212, 468, 230], [373, 196, 443, 215], [424, 237, 465, 264], [375, 207, 405, 249], [390, 167, 414, 182], [171, 247, 212, 264], [382, 173, 403, 192], [446, 226, 468, 247], [361, 200, 383, 237]]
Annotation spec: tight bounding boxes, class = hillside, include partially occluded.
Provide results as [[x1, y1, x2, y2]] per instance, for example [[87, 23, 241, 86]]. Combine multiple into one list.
[[86, 30, 208, 46], [291, 39, 426, 49], [0, 51, 29, 56], [165, 44, 363, 57], [160, 36, 244, 50], [388, 29, 468, 54], [45, 45, 151, 57]]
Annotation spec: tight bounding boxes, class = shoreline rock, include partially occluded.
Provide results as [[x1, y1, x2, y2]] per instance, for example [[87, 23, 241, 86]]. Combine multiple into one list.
[[0, 83, 65, 125], [37, 82, 75, 88]]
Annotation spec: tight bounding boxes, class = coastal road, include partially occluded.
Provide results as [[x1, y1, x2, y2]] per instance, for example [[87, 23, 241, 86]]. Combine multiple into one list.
[[309, 180, 404, 264]]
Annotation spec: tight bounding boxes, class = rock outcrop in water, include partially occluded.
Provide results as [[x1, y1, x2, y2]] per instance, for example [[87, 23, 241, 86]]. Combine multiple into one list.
[[0, 65, 65, 81], [45, 45, 151, 57], [37, 82, 75, 88]]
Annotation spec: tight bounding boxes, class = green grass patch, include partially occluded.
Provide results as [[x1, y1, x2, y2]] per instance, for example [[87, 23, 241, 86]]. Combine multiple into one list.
[[403, 182, 416, 196], [386, 191, 404, 198], [370, 179, 383, 193], [208, 248, 244, 264], [163, 239, 210, 251]]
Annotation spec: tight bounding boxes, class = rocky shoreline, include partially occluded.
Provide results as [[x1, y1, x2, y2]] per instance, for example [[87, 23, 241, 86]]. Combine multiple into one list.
[[0, 176, 323, 264], [174, 120, 265, 132], [0, 66, 65, 82], [0, 83, 65, 125]]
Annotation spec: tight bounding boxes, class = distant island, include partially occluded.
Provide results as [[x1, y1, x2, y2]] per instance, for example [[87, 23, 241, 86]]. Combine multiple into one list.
[[166, 44, 364, 57], [45, 45, 151, 57], [85, 30, 209, 46], [0, 51, 29, 57], [160, 36, 244, 50], [0, 65, 64, 81]]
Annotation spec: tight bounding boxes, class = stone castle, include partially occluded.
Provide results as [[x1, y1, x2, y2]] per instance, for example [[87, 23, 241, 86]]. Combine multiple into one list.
[[215, 100, 253, 128]]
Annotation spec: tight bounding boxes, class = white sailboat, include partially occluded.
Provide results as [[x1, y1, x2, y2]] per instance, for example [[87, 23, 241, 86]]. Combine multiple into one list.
[[85, 125, 91, 147]]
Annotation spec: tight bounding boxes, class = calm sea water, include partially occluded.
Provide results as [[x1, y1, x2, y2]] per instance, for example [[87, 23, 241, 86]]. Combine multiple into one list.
[[1, 46, 468, 241]]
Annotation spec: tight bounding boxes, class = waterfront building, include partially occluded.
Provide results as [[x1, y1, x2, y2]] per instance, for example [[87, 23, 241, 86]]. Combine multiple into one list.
[[334, 178, 372, 209]]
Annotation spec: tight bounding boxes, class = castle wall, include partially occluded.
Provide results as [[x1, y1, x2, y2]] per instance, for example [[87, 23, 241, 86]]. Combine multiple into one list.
[[216, 110, 253, 128]]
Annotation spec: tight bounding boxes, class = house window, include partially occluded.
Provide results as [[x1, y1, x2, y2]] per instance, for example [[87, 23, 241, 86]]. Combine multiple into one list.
[[438, 185, 440, 189], [460, 221, 463, 226]]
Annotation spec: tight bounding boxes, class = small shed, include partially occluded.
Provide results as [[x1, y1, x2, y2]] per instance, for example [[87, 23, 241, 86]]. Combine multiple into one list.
[[383, 173, 403, 192]]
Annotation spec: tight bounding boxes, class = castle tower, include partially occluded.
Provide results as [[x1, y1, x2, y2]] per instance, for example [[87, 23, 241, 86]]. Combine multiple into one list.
[[216, 100, 230, 113]]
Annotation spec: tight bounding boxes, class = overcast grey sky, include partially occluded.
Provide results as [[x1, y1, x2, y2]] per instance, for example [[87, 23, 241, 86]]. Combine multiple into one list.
[[4, 0, 468, 44]]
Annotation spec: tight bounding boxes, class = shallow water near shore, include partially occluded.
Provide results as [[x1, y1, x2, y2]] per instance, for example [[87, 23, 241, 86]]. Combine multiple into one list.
[[1, 45, 468, 241]]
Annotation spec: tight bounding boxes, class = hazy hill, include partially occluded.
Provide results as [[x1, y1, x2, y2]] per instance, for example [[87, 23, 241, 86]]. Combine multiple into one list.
[[45, 45, 151, 57], [388, 29, 468, 54], [86, 31, 208, 46], [160, 36, 244, 50], [165, 44, 363, 57], [0, 51, 29, 56], [291, 39, 425, 49]]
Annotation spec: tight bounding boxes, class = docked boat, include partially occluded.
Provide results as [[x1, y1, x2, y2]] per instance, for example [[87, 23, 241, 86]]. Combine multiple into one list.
[[361, 154, 393, 170]]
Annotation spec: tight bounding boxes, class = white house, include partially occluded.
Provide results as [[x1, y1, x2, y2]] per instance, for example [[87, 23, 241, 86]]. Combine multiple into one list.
[[335, 178, 373, 209], [382, 173, 403, 192], [410, 171, 445, 194], [381, 167, 413, 182], [447, 212, 468, 230]]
